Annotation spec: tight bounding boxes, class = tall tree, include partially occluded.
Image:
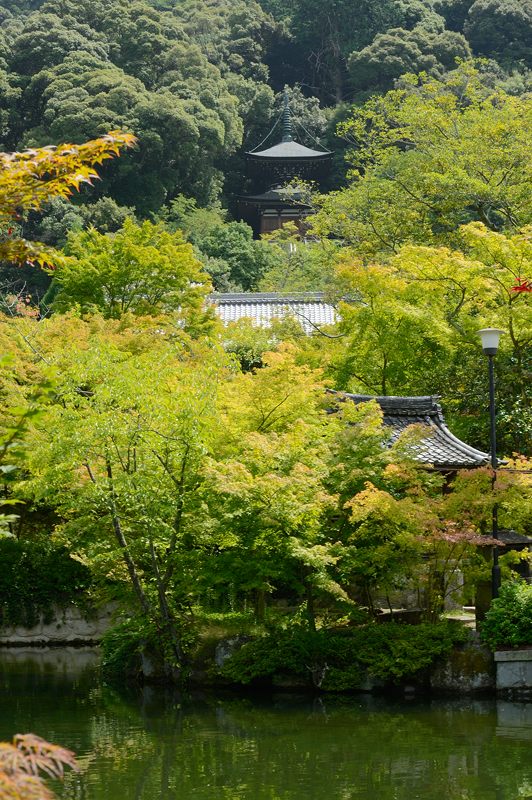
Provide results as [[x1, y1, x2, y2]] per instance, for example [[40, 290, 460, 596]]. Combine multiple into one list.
[[465, 0, 532, 66], [323, 222, 531, 453], [348, 27, 470, 92], [48, 219, 213, 327], [312, 66, 532, 256], [0, 0, 243, 211], [10, 317, 230, 676]]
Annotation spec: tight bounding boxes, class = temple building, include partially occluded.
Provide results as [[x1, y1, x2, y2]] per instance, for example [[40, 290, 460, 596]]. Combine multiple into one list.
[[209, 291, 337, 333], [330, 393, 532, 596], [238, 91, 332, 237], [329, 392, 491, 471]]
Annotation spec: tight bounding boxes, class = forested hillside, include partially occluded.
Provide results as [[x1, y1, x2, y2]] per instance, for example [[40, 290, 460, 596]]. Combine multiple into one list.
[[0, 0, 530, 219]]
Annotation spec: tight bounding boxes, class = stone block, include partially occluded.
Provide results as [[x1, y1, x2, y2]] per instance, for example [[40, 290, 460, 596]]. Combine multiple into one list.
[[495, 649, 532, 691], [0, 603, 117, 645]]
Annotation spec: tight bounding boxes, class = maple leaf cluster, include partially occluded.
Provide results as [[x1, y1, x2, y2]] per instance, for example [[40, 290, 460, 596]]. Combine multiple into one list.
[[0, 131, 136, 268], [0, 734, 78, 800]]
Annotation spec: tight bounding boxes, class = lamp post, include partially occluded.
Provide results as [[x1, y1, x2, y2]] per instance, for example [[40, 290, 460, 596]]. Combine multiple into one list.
[[477, 328, 505, 599]]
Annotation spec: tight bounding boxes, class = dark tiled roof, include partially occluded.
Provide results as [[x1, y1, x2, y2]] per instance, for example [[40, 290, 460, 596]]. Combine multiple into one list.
[[247, 141, 332, 160], [336, 393, 491, 470], [498, 529, 532, 547], [209, 292, 337, 334], [237, 188, 308, 206]]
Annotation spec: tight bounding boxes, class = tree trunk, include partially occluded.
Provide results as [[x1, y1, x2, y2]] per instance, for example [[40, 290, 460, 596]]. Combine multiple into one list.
[[105, 458, 151, 616], [255, 588, 266, 622], [149, 540, 186, 667], [306, 583, 316, 632]]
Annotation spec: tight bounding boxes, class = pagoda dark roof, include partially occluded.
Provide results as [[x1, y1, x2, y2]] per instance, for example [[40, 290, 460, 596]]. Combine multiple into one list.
[[247, 140, 332, 161], [237, 187, 309, 206], [334, 393, 491, 470]]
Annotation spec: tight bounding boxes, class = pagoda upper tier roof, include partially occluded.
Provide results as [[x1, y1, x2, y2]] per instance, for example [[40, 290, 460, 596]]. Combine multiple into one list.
[[247, 140, 332, 161]]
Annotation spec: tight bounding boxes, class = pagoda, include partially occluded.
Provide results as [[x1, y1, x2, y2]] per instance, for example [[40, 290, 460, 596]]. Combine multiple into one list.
[[237, 90, 332, 237]]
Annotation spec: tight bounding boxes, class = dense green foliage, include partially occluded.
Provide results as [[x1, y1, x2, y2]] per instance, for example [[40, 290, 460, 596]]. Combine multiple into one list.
[[348, 27, 471, 92], [0, 538, 92, 627], [307, 68, 532, 454], [0, 0, 531, 686], [219, 622, 468, 689], [1, 307, 529, 677], [259, 0, 531, 101], [0, 0, 530, 224], [191, 220, 282, 291], [100, 614, 195, 680], [480, 581, 532, 649], [47, 219, 213, 323]]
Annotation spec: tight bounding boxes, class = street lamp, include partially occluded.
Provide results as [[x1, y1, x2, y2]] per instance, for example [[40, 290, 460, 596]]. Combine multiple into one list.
[[477, 328, 505, 599]]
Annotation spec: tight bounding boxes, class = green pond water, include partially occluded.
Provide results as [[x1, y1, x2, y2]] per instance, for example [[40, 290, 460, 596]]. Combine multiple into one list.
[[0, 648, 531, 800]]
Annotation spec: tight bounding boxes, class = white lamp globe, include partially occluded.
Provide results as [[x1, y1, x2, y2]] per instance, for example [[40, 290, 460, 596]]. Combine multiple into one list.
[[477, 328, 505, 355]]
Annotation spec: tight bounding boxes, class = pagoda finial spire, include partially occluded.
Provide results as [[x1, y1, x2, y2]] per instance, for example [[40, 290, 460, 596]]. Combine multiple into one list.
[[281, 86, 293, 143]]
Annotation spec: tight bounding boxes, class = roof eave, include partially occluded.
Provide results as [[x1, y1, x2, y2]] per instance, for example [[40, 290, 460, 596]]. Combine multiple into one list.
[[245, 151, 332, 161]]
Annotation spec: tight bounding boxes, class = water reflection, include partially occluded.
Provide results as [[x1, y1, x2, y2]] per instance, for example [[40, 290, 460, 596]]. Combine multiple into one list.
[[0, 648, 530, 800]]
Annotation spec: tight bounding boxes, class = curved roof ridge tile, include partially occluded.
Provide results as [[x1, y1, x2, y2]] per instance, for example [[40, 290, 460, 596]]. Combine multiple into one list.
[[330, 391, 490, 469]]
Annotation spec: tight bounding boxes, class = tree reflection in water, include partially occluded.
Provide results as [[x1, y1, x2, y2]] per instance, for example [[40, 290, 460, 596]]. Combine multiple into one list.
[[0, 649, 530, 800]]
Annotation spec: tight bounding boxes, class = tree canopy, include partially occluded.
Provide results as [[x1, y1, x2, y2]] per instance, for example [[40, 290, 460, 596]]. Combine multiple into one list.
[[0, 0, 531, 687], [0, 0, 529, 225], [313, 67, 532, 255], [48, 219, 213, 326]]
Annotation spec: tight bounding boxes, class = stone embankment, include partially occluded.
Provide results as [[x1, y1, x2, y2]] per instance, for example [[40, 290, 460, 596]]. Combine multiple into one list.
[[430, 632, 495, 694], [494, 649, 532, 699], [1, 612, 530, 698], [0, 603, 116, 645]]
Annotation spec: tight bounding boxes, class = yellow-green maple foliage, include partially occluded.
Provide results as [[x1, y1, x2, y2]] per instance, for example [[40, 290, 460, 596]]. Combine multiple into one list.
[[0, 131, 135, 267]]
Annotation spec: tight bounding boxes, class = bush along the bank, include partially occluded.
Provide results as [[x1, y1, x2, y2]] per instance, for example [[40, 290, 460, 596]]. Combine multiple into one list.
[[480, 581, 532, 650], [101, 615, 197, 683], [0, 538, 92, 628], [101, 618, 159, 680], [219, 622, 468, 691]]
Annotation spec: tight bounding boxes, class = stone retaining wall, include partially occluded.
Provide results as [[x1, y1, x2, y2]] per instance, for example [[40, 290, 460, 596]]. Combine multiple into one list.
[[0, 603, 116, 645], [430, 632, 495, 694], [495, 649, 532, 697]]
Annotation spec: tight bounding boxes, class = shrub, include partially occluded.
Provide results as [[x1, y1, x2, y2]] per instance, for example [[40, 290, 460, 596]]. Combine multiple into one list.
[[0, 538, 92, 628], [101, 615, 196, 681], [101, 617, 158, 680], [480, 581, 532, 650], [220, 621, 467, 690]]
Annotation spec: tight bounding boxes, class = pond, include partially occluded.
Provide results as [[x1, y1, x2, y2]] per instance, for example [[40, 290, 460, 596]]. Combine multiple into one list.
[[0, 648, 531, 800]]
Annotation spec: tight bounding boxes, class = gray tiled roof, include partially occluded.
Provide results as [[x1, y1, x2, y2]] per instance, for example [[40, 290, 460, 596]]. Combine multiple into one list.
[[498, 529, 532, 547], [237, 188, 308, 205], [247, 141, 332, 160], [335, 393, 491, 470], [209, 292, 337, 334]]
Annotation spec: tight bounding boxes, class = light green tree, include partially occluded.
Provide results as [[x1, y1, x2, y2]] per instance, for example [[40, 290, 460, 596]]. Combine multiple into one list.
[[48, 219, 213, 328], [312, 66, 532, 257], [14, 320, 229, 675], [319, 221, 531, 453]]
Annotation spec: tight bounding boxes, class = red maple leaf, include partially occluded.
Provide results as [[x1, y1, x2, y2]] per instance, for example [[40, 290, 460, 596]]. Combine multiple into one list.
[[511, 278, 532, 293]]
